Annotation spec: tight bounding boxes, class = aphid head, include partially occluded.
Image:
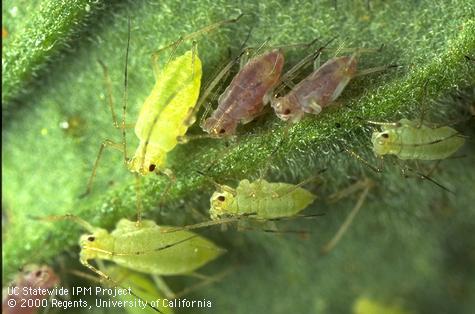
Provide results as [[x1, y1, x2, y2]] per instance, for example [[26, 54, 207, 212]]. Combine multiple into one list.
[[201, 116, 237, 136], [371, 130, 392, 156], [271, 96, 304, 123], [128, 142, 166, 175], [79, 228, 111, 262], [209, 188, 236, 220]]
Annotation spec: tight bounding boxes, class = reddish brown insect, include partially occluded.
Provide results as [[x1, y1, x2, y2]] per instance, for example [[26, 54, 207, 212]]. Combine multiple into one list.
[[201, 49, 285, 136], [3, 265, 60, 314], [272, 50, 390, 123]]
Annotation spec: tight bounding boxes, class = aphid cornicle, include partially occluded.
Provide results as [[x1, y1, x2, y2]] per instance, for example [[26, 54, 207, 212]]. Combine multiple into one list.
[[3, 265, 60, 314], [209, 179, 316, 220], [371, 118, 465, 160], [201, 49, 285, 136]]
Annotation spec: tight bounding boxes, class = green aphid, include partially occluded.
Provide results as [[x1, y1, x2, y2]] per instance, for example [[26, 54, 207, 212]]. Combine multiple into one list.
[[209, 179, 317, 220], [129, 49, 202, 175], [371, 118, 465, 160], [353, 296, 415, 314], [48, 215, 224, 281], [104, 266, 174, 314], [84, 15, 243, 196]]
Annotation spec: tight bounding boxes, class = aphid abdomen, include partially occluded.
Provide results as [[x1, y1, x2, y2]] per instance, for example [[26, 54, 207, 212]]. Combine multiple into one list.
[[109, 220, 223, 276], [272, 56, 357, 122], [295, 56, 357, 111], [131, 50, 202, 171], [396, 124, 465, 160], [235, 180, 316, 219], [202, 50, 284, 135]]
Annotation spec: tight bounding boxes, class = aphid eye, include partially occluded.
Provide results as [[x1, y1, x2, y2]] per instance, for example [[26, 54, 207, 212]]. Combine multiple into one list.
[[219, 128, 226, 134], [381, 133, 389, 139], [87, 236, 95, 242], [217, 195, 226, 202], [149, 164, 156, 172], [283, 109, 291, 115]]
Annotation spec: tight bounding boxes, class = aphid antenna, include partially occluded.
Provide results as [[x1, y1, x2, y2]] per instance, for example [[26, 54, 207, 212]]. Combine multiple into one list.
[[320, 179, 373, 255], [195, 170, 236, 195], [197, 48, 249, 128], [401, 165, 455, 194], [365, 120, 401, 127], [35, 214, 96, 233], [265, 212, 326, 222], [354, 63, 399, 78], [159, 217, 242, 233], [251, 36, 273, 56], [275, 36, 337, 96], [342, 148, 383, 173], [153, 13, 245, 60], [269, 36, 322, 52], [238, 225, 310, 237]]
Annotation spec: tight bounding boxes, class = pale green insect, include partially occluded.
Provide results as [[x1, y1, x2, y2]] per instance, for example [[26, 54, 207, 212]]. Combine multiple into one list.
[[84, 15, 243, 196], [159, 178, 318, 235], [209, 179, 317, 220], [102, 266, 174, 314], [47, 215, 225, 285], [128, 50, 202, 175], [371, 118, 465, 160], [353, 296, 414, 314]]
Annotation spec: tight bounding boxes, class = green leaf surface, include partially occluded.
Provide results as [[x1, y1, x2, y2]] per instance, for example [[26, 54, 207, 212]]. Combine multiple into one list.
[[3, 0, 475, 313]]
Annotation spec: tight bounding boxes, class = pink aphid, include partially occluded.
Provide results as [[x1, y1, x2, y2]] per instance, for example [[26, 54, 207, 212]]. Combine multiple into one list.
[[201, 49, 285, 136], [3, 265, 60, 314], [271, 54, 358, 123]]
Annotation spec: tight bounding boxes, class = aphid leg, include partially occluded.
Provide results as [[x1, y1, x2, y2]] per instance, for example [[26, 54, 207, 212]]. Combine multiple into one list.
[[82, 20, 131, 197], [81, 139, 125, 197], [152, 275, 175, 299], [135, 174, 143, 226], [173, 267, 235, 298], [156, 168, 176, 207], [321, 178, 374, 255], [343, 148, 383, 173], [72, 264, 162, 313], [414, 80, 433, 128]]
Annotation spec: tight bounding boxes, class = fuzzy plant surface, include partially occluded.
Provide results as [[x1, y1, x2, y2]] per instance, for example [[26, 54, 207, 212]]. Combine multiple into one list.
[[2, 0, 475, 313]]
